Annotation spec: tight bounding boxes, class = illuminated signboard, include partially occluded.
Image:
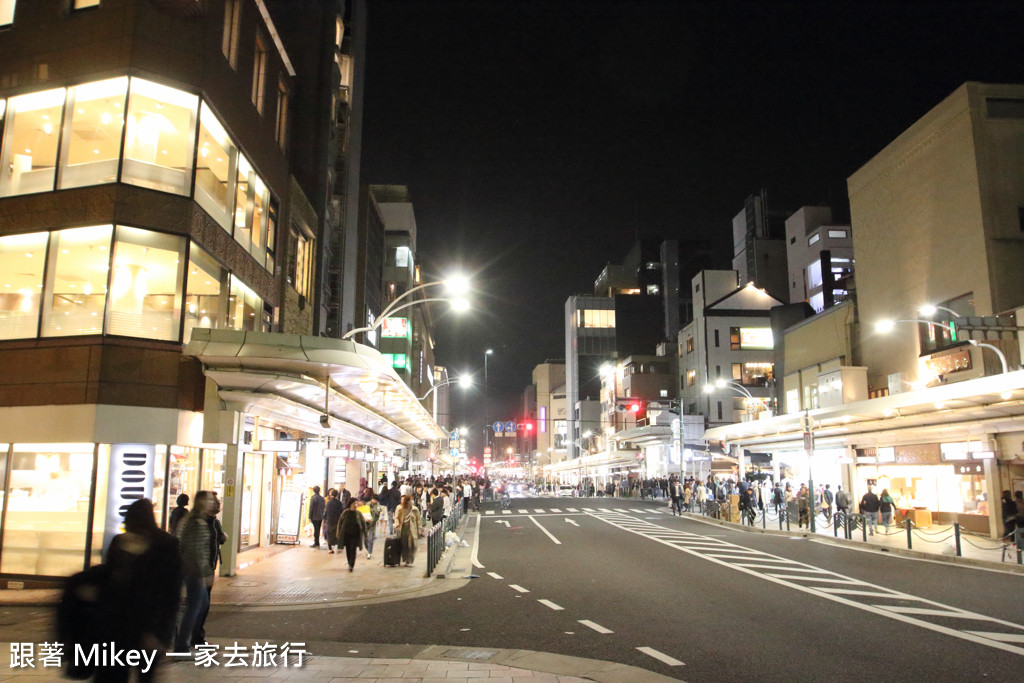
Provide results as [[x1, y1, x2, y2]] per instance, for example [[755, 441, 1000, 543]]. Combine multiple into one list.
[[384, 353, 408, 369], [740, 328, 773, 349], [380, 317, 409, 338]]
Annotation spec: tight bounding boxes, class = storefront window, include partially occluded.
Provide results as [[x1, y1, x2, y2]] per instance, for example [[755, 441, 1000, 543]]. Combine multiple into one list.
[[250, 174, 268, 265], [0, 88, 66, 197], [184, 243, 225, 342], [1, 443, 95, 577], [122, 78, 197, 195], [862, 464, 988, 516], [200, 449, 225, 501], [106, 226, 185, 341], [167, 446, 200, 529], [152, 446, 168, 529], [240, 453, 265, 548], [227, 275, 260, 331], [41, 225, 112, 337], [58, 77, 127, 190], [0, 232, 47, 339], [194, 102, 237, 229]]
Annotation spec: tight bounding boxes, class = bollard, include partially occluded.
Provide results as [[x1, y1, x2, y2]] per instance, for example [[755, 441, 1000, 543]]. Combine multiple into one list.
[[1017, 527, 1023, 565], [954, 523, 961, 557], [906, 518, 912, 550], [762, 507, 766, 529], [861, 516, 867, 543], [833, 513, 839, 537]]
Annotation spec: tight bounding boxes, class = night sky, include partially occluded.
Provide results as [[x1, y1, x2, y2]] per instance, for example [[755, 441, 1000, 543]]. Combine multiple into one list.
[[359, 1, 1024, 447]]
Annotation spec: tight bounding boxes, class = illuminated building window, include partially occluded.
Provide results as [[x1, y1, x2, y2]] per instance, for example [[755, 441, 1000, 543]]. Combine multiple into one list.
[[0, 0, 14, 26], [58, 78, 127, 190], [685, 336, 694, 353], [828, 229, 848, 239], [41, 225, 112, 337], [0, 231, 47, 339], [195, 102, 237, 230], [730, 326, 773, 350], [288, 229, 313, 297], [74, 0, 100, 8], [0, 88, 66, 197], [686, 370, 696, 387], [184, 243, 224, 343], [227, 275, 261, 331], [577, 309, 615, 328], [122, 78, 198, 196], [732, 362, 774, 386], [222, 0, 242, 68], [808, 233, 820, 245], [106, 226, 185, 341]]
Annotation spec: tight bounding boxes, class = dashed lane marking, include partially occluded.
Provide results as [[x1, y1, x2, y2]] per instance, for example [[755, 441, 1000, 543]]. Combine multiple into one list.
[[509, 584, 530, 593], [637, 646, 685, 666], [487, 572, 503, 580], [578, 619, 613, 634], [538, 599, 564, 611], [592, 509, 1024, 657]]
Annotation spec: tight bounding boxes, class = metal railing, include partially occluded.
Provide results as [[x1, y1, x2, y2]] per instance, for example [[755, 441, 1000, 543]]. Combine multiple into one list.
[[686, 498, 1024, 564], [425, 499, 464, 577]]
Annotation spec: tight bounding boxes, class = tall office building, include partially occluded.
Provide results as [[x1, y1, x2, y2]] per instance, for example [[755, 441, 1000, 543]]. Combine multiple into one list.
[[784, 206, 853, 313], [731, 190, 790, 302]]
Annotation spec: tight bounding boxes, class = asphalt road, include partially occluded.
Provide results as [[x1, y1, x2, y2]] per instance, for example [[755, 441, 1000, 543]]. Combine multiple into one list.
[[4, 496, 1023, 681]]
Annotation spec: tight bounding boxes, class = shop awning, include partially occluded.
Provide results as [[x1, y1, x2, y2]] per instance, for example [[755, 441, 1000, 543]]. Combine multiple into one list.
[[544, 450, 640, 473], [613, 424, 673, 447], [704, 370, 1024, 452], [184, 329, 446, 451]]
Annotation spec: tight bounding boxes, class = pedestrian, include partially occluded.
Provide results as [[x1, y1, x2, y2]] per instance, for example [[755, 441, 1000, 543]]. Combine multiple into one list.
[[860, 486, 880, 535], [168, 493, 189, 535], [835, 485, 850, 517], [462, 479, 472, 514], [308, 485, 325, 548], [175, 490, 214, 652], [1015, 491, 1024, 536], [772, 482, 783, 514], [336, 498, 367, 572], [324, 490, 343, 554], [821, 484, 834, 521], [796, 484, 810, 528], [429, 488, 445, 525], [95, 499, 181, 683], [696, 481, 708, 513], [395, 494, 421, 566], [365, 494, 382, 558], [682, 482, 692, 513], [383, 481, 400, 534], [879, 488, 896, 529], [1001, 490, 1016, 542], [191, 492, 226, 648]]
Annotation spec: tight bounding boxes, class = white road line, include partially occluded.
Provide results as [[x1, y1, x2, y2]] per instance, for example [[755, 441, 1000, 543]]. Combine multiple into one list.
[[590, 511, 1024, 657], [582, 507, 596, 512], [637, 646, 684, 666], [487, 572, 503, 580], [485, 510, 495, 515], [534, 508, 546, 513], [495, 520, 510, 528], [550, 508, 562, 513], [565, 518, 579, 527], [578, 619, 613, 634], [502, 510, 511, 514], [767, 575, 867, 585], [518, 509, 529, 514], [471, 512, 484, 568], [875, 606, 990, 619], [966, 632, 1024, 644], [538, 599, 564, 611], [529, 515, 562, 544], [566, 508, 579, 512], [819, 588, 903, 599], [509, 584, 530, 593]]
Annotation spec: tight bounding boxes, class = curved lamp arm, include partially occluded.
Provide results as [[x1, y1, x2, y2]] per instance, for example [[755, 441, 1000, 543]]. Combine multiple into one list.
[[342, 297, 461, 340], [887, 319, 1008, 374]]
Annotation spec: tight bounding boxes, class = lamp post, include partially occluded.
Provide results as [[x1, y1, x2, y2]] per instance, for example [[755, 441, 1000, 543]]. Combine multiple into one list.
[[342, 275, 471, 341], [419, 376, 472, 477], [875, 319, 1009, 374], [483, 348, 494, 454]]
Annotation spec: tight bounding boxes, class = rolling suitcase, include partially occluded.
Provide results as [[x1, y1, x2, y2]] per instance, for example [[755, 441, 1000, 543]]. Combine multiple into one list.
[[383, 537, 401, 567]]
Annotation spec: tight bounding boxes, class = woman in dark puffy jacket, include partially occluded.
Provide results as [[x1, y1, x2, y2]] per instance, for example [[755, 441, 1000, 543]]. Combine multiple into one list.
[[336, 498, 367, 572]]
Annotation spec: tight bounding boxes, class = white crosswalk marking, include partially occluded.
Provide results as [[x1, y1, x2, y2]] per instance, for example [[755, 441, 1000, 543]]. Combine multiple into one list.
[[566, 508, 579, 512], [578, 619, 613, 634], [485, 510, 495, 515], [589, 508, 1024, 656], [534, 508, 546, 513], [637, 646, 684, 666], [518, 509, 528, 514], [550, 508, 562, 513], [502, 510, 511, 514]]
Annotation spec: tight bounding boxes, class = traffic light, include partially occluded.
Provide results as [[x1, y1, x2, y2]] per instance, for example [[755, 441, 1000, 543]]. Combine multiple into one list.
[[627, 401, 646, 420]]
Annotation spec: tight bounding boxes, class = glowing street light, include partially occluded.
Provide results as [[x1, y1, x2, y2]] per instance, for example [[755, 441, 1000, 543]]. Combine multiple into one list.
[[342, 275, 471, 340], [703, 378, 755, 399], [875, 318, 1008, 374]]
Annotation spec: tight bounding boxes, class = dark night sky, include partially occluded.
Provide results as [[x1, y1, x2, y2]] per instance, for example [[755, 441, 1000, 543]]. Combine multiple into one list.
[[359, 1, 1024, 447]]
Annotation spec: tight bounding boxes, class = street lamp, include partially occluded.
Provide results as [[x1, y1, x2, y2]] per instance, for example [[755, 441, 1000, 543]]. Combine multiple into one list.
[[875, 319, 1008, 374], [342, 275, 471, 341], [703, 378, 755, 399]]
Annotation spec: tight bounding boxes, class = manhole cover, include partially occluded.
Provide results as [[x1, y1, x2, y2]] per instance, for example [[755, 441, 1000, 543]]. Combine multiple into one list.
[[439, 648, 498, 660]]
